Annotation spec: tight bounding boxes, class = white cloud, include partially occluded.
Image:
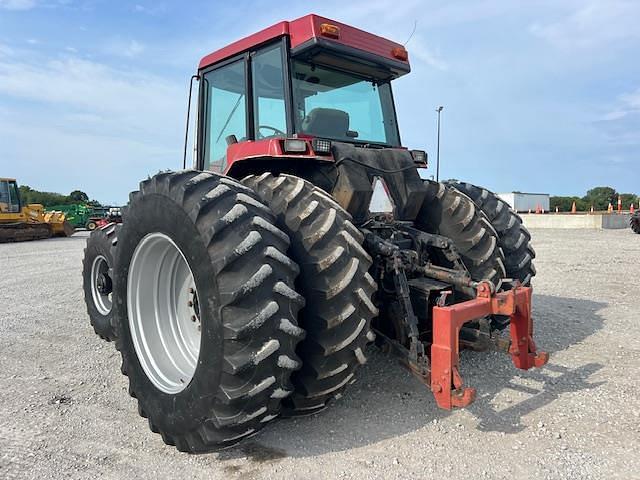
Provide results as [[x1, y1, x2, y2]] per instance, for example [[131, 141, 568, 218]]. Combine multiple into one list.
[[0, 0, 36, 10], [0, 55, 187, 202], [132, 3, 166, 15], [530, 0, 640, 49], [620, 89, 640, 110], [406, 34, 448, 71], [0, 57, 179, 119], [105, 39, 146, 58], [601, 87, 640, 122]]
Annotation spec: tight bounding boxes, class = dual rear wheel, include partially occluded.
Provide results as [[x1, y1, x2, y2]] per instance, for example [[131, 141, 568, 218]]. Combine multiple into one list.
[[83, 170, 375, 452], [82, 171, 534, 452]]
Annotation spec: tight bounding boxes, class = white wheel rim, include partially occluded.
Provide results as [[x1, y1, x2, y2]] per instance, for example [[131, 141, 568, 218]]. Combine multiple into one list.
[[91, 255, 112, 315], [127, 232, 201, 394]]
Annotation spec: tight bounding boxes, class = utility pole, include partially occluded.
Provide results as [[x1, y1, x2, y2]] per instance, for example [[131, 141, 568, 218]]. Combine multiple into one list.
[[436, 106, 443, 182]]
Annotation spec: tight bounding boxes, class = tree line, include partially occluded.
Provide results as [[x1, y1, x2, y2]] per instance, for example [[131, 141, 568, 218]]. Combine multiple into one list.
[[550, 187, 638, 212], [18, 185, 101, 208]]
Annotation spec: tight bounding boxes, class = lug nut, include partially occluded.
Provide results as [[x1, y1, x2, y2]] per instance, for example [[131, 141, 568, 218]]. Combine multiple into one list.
[[188, 300, 193, 307], [191, 315, 196, 322]]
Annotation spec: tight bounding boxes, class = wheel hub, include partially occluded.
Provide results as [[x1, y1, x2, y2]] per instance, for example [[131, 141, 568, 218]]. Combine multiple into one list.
[[90, 255, 113, 315], [127, 232, 201, 394], [97, 273, 112, 295]]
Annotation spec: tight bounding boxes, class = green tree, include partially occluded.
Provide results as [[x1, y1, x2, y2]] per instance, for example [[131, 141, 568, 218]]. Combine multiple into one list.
[[18, 185, 98, 208], [550, 196, 587, 212], [582, 186, 617, 211], [620, 193, 639, 209], [69, 190, 89, 202]]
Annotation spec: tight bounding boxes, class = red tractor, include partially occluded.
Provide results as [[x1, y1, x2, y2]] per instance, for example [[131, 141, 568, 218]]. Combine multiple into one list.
[[82, 14, 546, 452]]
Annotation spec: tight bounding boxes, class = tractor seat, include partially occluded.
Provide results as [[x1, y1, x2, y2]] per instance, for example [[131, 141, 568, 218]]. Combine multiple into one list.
[[301, 108, 349, 139]]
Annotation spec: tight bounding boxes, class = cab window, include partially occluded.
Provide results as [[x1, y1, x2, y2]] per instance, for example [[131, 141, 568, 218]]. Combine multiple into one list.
[[0, 181, 20, 213], [252, 44, 287, 139], [202, 59, 247, 172]]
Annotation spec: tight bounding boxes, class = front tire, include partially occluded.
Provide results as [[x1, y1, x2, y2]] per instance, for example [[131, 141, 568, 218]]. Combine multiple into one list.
[[113, 171, 305, 452]]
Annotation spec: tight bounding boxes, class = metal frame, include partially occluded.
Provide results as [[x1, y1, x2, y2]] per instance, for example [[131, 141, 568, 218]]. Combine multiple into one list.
[[430, 285, 548, 410]]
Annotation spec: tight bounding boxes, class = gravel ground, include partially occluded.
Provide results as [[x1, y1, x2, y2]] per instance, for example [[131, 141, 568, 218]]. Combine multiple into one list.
[[1, 228, 639, 479]]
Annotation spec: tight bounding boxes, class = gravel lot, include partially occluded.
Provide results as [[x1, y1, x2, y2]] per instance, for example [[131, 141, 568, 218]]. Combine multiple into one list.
[[1, 228, 639, 479]]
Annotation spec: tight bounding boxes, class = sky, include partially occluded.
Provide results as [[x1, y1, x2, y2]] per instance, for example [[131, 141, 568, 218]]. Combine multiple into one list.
[[0, 0, 639, 205]]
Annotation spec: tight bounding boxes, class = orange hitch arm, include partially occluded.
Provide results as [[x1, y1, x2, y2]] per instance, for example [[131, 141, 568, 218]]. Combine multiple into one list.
[[429, 286, 549, 410]]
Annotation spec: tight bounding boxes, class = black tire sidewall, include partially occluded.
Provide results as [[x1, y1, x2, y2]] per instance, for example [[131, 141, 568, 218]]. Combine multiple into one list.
[[82, 231, 114, 336], [113, 193, 225, 436]]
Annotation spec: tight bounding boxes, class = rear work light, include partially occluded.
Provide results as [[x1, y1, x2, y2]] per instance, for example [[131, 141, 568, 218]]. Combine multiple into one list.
[[392, 46, 409, 61], [283, 138, 307, 153], [312, 138, 332, 155], [411, 149, 428, 166], [320, 23, 340, 39]]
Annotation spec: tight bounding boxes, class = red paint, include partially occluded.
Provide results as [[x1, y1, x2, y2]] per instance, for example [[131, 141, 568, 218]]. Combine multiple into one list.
[[199, 14, 410, 70], [223, 137, 333, 174], [199, 22, 289, 69], [430, 286, 548, 410]]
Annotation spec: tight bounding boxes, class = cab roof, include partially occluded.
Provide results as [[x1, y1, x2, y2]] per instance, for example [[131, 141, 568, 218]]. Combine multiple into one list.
[[198, 14, 410, 78]]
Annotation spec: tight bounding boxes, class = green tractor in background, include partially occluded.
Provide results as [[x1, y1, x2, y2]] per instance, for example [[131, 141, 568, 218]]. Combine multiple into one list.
[[47, 204, 120, 230]]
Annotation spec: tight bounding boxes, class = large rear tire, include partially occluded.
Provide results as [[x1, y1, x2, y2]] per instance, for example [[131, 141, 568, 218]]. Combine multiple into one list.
[[82, 223, 119, 341], [242, 173, 378, 415], [113, 171, 305, 452], [631, 212, 640, 234], [447, 181, 536, 285], [417, 180, 506, 287]]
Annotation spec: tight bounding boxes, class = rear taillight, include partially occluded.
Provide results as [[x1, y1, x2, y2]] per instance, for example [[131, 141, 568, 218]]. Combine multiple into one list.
[[282, 138, 307, 153]]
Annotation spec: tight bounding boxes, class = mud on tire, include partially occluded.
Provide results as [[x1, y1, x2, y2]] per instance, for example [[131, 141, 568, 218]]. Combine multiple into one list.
[[113, 170, 305, 452], [242, 173, 378, 415], [631, 211, 640, 234], [447, 181, 536, 285], [417, 181, 506, 287], [82, 223, 119, 341]]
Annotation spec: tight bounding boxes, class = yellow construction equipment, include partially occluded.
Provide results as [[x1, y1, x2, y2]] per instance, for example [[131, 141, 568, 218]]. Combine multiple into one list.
[[0, 178, 75, 242]]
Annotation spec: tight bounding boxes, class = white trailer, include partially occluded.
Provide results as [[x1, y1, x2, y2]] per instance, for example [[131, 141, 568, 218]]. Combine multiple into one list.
[[498, 192, 550, 213]]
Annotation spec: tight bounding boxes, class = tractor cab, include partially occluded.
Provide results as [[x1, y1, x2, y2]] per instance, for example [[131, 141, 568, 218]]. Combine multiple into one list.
[[195, 14, 414, 177]]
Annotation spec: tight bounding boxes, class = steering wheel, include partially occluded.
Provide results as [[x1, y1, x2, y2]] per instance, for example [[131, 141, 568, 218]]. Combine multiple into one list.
[[257, 125, 286, 139]]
